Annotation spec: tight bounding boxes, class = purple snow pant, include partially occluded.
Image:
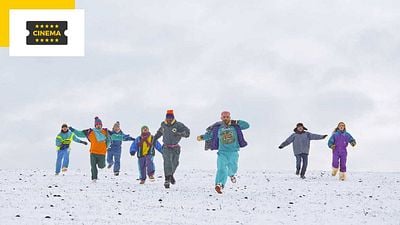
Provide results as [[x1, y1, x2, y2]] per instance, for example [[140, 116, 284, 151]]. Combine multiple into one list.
[[138, 155, 155, 181], [332, 150, 347, 172]]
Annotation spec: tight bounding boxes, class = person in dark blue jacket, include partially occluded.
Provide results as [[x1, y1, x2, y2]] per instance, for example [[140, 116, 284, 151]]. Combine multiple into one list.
[[107, 121, 134, 176]]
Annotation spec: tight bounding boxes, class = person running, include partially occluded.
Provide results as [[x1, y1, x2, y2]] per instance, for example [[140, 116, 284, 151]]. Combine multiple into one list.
[[197, 111, 249, 194], [107, 121, 135, 176], [55, 123, 87, 175], [279, 123, 327, 179], [153, 110, 190, 189], [70, 116, 118, 182], [328, 122, 356, 181], [130, 126, 163, 184]]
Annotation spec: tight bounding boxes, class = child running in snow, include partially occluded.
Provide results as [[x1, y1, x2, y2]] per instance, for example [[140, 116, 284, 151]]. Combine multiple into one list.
[[197, 111, 249, 194], [328, 122, 356, 181], [55, 124, 87, 175], [279, 123, 327, 179], [130, 126, 163, 184], [69, 116, 120, 182], [107, 121, 135, 176]]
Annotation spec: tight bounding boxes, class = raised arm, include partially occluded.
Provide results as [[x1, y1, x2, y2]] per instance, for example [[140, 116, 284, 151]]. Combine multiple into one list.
[[308, 133, 327, 140], [69, 127, 89, 139], [177, 122, 190, 138], [279, 134, 295, 149]]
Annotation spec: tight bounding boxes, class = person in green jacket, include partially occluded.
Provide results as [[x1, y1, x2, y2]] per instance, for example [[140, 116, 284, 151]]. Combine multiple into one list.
[[55, 124, 87, 175]]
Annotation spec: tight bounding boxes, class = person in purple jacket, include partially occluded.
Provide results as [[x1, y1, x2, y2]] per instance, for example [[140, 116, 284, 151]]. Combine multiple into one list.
[[328, 122, 356, 181]]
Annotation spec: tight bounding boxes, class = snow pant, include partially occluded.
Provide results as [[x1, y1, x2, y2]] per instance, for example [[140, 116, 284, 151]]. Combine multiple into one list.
[[107, 148, 122, 173], [332, 150, 347, 172], [295, 153, 308, 176], [215, 150, 239, 186], [162, 146, 180, 178], [138, 155, 155, 180], [90, 153, 106, 180], [55, 148, 70, 173]]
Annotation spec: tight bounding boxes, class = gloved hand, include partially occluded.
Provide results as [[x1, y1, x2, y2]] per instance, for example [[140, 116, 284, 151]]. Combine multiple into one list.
[[197, 135, 203, 141], [69, 127, 75, 132], [81, 141, 88, 145], [330, 144, 336, 150], [350, 141, 356, 147], [130, 151, 136, 156], [323, 135, 328, 139], [230, 120, 238, 125], [278, 145, 283, 149]]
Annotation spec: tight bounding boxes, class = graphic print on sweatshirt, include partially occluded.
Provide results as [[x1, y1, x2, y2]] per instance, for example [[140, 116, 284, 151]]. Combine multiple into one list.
[[220, 127, 236, 145]]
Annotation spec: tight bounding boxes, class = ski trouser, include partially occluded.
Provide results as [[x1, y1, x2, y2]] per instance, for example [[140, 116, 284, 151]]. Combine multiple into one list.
[[107, 148, 122, 173], [138, 154, 155, 180], [55, 148, 70, 173], [215, 150, 239, 186], [332, 150, 347, 172], [295, 153, 308, 176], [162, 146, 181, 178], [90, 153, 106, 180]]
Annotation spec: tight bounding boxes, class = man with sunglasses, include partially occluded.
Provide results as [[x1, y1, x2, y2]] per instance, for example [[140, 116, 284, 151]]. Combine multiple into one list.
[[197, 111, 250, 194]]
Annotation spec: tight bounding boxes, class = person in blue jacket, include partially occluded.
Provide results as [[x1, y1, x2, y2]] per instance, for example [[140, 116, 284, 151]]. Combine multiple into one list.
[[107, 121, 135, 176], [130, 126, 163, 184], [197, 111, 250, 194], [55, 124, 87, 175]]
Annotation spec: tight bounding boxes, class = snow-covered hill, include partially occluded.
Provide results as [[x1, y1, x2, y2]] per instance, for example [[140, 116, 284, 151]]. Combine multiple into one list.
[[0, 169, 399, 225]]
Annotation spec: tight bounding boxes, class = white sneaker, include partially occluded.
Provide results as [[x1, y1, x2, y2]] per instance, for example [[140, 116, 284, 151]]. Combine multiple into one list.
[[230, 176, 237, 183]]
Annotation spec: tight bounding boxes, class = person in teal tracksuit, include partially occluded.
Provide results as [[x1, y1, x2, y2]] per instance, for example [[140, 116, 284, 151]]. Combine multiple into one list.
[[55, 124, 87, 175], [197, 111, 249, 194]]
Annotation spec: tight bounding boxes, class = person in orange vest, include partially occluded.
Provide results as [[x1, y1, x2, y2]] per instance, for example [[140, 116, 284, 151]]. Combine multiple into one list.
[[70, 116, 117, 182]]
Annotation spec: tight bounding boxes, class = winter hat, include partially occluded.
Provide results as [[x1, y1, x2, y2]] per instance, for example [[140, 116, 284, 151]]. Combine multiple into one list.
[[61, 123, 68, 128], [113, 121, 120, 130], [141, 125, 149, 133], [166, 109, 174, 119], [294, 123, 308, 132], [94, 116, 102, 126]]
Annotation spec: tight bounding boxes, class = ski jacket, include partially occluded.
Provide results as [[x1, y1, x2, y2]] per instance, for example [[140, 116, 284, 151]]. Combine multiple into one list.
[[280, 132, 325, 155]]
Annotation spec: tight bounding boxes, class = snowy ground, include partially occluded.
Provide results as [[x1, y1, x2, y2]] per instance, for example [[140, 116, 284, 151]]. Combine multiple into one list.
[[0, 169, 399, 225]]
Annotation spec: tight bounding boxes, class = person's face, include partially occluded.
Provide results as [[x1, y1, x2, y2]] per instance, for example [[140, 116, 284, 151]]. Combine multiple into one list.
[[142, 127, 149, 133], [221, 115, 231, 124], [297, 126, 304, 132], [95, 124, 102, 129], [166, 118, 173, 124], [114, 127, 121, 132], [62, 126, 68, 132], [338, 123, 345, 131]]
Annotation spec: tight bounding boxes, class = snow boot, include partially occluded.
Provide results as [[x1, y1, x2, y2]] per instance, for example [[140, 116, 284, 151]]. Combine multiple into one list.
[[114, 171, 119, 176], [339, 172, 346, 181], [55, 173, 59, 176], [332, 168, 339, 176], [62, 167, 68, 172], [139, 180, 145, 184], [215, 184, 223, 194], [149, 175, 155, 182], [170, 175, 176, 185], [230, 176, 237, 183], [164, 176, 171, 189]]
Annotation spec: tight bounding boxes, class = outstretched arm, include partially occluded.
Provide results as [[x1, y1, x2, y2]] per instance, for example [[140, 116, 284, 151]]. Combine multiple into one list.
[[69, 127, 89, 139], [309, 133, 327, 140], [72, 133, 87, 145], [279, 134, 295, 149]]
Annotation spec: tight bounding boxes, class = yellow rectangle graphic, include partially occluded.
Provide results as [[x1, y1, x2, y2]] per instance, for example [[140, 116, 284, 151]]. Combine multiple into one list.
[[0, 0, 75, 47]]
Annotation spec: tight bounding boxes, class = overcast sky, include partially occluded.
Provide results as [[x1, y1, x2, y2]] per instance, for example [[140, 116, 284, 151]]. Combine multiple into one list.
[[1, 0, 399, 172]]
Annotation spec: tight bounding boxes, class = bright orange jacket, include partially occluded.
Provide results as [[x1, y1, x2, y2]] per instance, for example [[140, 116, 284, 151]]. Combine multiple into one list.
[[87, 129, 108, 155]]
